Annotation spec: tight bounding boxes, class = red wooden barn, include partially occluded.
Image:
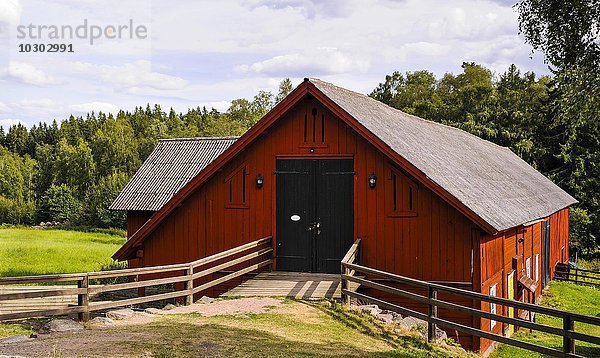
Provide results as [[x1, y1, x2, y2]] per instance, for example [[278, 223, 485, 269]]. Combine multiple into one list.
[[111, 78, 576, 352]]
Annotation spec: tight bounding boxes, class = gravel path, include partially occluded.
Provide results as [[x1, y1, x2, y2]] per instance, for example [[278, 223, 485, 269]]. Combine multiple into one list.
[[163, 297, 283, 316], [0, 297, 285, 357]]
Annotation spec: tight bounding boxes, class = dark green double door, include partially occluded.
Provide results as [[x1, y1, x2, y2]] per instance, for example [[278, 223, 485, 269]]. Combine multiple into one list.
[[275, 159, 354, 273]]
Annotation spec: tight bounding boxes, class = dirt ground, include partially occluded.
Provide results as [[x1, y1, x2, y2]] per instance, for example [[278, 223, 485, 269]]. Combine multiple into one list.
[[163, 297, 283, 317], [0, 297, 285, 358], [0, 297, 470, 358]]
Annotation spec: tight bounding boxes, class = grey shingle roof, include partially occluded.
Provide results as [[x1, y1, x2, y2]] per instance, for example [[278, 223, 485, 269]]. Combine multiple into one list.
[[310, 78, 577, 232], [110, 137, 238, 211], [111, 79, 577, 232]]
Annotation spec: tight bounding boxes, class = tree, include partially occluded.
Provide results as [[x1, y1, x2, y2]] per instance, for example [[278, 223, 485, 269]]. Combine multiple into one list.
[[0, 147, 36, 224], [84, 172, 128, 227], [227, 98, 257, 130], [250, 91, 274, 121], [517, 0, 600, 69], [34, 144, 55, 197], [54, 138, 95, 196], [91, 116, 140, 178], [39, 184, 82, 223], [275, 78, 294, 103], [5, 123, 30, 156], [371, 70, 440, 120], [518, 0, 600, 256], [494, 65, 550, 162]]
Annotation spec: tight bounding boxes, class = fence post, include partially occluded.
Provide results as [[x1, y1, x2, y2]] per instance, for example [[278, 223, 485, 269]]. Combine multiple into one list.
[[574, 267, 578, 284], [427, 287, 438, 342], [563, 314, 575, 355], [340, 262, 347, 305], [185, 264, 194, 306], [77, 274, 89, 321]]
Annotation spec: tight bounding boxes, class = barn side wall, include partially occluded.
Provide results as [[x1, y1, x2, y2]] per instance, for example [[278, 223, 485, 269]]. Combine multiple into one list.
[[478, 207, 570, 353], [128, 97, 490, 350]]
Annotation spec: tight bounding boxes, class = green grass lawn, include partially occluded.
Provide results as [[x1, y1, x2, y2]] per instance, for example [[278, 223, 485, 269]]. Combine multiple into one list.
[[491, 281, 600, 357], [0, 227, 126, 277], [0, 322, 33, 339]]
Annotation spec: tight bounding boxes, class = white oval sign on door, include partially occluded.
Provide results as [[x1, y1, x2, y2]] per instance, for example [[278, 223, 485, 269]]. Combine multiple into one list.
[[290, 215, 301, 222]]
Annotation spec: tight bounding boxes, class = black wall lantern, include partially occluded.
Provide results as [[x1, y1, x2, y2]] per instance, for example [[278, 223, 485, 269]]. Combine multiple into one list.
[[368, 173, 377, 189], [256, 174, 264, 189]]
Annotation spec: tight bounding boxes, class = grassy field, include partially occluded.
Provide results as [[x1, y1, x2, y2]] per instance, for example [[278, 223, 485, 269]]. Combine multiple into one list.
[[491, 281, 600, 357], [0, 227, 126, 277]]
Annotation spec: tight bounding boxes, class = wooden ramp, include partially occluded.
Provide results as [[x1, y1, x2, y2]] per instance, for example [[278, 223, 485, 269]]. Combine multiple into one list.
[[222, 272, 341, 299]]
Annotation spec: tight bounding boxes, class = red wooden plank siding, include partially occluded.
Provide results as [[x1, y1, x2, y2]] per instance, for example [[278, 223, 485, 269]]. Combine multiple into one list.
[[477, 208, 570, 353], [125, 96, 571, 353]]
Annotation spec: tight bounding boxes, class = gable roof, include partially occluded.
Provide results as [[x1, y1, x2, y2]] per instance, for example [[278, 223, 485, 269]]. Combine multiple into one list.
[[110, 137, 237, 211], [309, 78, 577, 232], [113, 78, 576, 260]]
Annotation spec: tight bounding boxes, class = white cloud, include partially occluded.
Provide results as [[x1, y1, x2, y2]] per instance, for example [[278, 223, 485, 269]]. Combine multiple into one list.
[[17, 98, 56, 108], [69, 101, 119, 114], [1, 61, 62, 86], [243, 0, 357, 19], [236, 48, 369, 76], [0, 98, 61, 121], [72, 60, 189, 91], [0, 0, 21, 25]]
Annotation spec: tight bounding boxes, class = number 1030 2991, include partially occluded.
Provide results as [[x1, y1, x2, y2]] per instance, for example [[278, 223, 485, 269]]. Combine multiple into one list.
[[18, 43, 74, 53]]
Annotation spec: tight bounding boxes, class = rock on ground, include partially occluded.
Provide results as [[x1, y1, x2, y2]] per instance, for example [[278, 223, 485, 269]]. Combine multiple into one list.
[[163, 303, 177, 310], [0, 335, 34, 345], [357, 304, 382, 317], [106, 308, 135, 320], [90, 317, 115, 326], [397, 316, 428, 333], [199, 296, 214, 304], [376, 313, 394, 324], [433, 327, 447, 341], [354, 305, 447, 341], [41, 319, 83, 333], [144, 307, 163, 315]]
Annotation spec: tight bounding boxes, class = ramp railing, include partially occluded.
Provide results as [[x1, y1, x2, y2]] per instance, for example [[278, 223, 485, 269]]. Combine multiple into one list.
[[0, 236, 272, 321], [341, 258, 600, 357]]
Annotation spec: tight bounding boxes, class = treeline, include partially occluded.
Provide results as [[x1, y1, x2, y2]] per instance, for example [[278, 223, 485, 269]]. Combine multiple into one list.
[[0, 79, 293, 228]]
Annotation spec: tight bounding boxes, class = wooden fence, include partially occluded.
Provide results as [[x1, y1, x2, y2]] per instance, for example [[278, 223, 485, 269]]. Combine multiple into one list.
[[555, 263, 600, 288], [341, 241, 600, 358], [0, 236, 272, 322]]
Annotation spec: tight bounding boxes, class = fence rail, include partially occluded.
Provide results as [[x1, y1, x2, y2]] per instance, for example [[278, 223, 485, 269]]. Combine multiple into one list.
[[341, 243, 600, 358], [0, 236, 273, 322], [555, 263, 600, 288]]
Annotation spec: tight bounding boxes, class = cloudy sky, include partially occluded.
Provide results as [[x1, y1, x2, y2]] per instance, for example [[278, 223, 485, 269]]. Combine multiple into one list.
[[0, 0, 547, 128]]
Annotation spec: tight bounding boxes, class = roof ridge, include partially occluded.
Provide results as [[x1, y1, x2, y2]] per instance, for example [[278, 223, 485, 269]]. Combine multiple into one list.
[[308, 78, 511, 151], [159, 136, 240, 142]]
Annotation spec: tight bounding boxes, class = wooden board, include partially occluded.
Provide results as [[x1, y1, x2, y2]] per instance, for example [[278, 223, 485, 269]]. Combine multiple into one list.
[[222, 272, 342, 299]]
